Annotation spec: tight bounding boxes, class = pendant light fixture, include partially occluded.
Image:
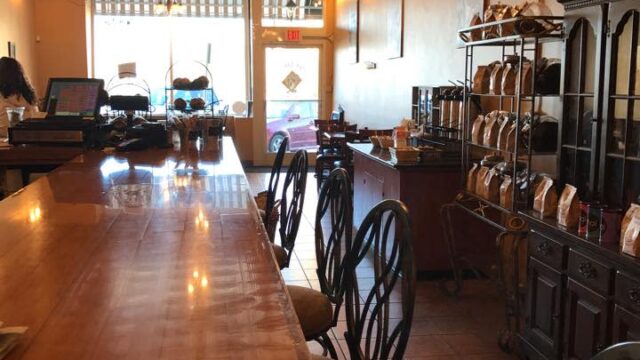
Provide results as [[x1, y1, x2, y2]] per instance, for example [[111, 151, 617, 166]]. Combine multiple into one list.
[[285, 0, 297, 20], [154, 0, 185, 16]]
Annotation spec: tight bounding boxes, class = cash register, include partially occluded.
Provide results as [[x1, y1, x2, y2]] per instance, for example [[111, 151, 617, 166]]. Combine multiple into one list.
[[8, 78, 105, 147]]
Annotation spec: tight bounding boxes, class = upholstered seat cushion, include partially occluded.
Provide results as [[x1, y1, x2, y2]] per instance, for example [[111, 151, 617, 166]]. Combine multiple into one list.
[[271, 243, 287, 269], [287, 285, 333, 338]]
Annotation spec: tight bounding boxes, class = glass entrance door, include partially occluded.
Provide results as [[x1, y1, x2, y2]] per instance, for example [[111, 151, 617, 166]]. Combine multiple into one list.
[[265, 47, 320, 153]]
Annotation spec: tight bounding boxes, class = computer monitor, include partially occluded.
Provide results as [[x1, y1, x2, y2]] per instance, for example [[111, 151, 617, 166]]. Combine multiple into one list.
[[44, 78, 105, 120]]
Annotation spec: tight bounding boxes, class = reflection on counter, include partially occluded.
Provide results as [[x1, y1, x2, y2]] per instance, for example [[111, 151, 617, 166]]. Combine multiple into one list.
[[195, 209, 210, 230], [28, 206, 42, 223]]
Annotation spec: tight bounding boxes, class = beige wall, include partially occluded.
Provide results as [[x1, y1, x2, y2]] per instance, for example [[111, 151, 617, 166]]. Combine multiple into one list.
[[0, 0, 38, 92], [33, 0, 90, 97], [333, 0, 565, 128], [0, 0, 90, 99]]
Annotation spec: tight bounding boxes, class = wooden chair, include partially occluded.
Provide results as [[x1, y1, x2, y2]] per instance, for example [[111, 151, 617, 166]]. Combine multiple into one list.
[[314, 119, 334, 153], [592, 342, 640, 360], [271, 149, 308, 270], [315, 121, 357, 189], [343, 199, 417, 360], [288, 168, 353, 359], [255, 136, 288, 241]]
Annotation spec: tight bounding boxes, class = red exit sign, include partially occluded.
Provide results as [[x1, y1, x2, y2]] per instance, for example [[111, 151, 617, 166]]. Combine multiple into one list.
[[286, 29, 301, 41]]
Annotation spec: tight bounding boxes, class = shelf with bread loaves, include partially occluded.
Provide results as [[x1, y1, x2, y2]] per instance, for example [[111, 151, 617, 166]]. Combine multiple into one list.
[[164, 61, 220, 117], [438, 9, 565, 354], [454, 14, 564, 229]]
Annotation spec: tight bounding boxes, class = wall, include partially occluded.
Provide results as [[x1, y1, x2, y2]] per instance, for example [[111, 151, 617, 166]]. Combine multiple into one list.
[[333, 0, 565, 128], [33, 0, 89, 97], [0, 0, 38, 92]]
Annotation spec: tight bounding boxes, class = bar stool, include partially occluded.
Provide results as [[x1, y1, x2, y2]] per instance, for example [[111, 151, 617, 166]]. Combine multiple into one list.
[[315, 122, 357, 190], [343, 199, 417, 360], [271, 149, 308, 270], [288, 168, 352, 359], [592, 342, 640, 360], [255, 136, 288, 241]]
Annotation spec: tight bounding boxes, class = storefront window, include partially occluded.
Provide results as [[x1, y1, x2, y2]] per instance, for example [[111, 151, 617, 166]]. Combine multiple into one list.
[[261, 0, 323, 28], [93, 1, 248, 115]]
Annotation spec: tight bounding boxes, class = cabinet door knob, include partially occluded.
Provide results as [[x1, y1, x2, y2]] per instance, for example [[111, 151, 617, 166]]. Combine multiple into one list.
[[578, 262, 597, 279], [628, 288, 640, 305], [536, 241, 552, 256]]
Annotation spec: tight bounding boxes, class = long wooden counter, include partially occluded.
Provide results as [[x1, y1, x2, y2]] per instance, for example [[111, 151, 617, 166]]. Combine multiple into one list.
[[0, 138, 310, 359]]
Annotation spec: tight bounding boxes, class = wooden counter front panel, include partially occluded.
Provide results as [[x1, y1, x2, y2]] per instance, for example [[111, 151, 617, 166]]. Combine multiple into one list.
[[352, 152, 458, 272]]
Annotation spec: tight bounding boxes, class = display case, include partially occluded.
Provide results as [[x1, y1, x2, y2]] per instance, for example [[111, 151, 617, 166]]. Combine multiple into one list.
[[456, 16, 564, 219], [518, 2, 640, 359], [557, 3, 607, 201], [600, 1, 640, 209], [164, 61, 220, 117]]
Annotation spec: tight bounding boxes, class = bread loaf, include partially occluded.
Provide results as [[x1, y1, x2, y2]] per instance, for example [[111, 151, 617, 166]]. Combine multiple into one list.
[[473, 66, 492, 94], [471, 115, 485, 144], [500, 175, 513, 209], [497, 114, 513, 150], [557, 184, 580, 228], [501, 63, 517, 95], [533, 177, 557, 218], [622, 204, 640, 244], [490, 63, 504, 95], [467, 163, 480, 193], [480, 168, 500, 203], [483, 112, 501, 147], [622, 216, 640, 258], [476, 166, 491, 196]]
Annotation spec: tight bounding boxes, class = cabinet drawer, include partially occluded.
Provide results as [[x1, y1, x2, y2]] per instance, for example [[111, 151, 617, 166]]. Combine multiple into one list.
[[615, 271, 640, 313], [529, 230, 566, 269], [567, 249, 613, 295]]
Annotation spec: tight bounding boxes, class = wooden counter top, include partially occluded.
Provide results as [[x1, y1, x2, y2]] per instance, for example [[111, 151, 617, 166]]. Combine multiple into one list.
[[348, 143, 459, 170], [0, 138, 310, 359]]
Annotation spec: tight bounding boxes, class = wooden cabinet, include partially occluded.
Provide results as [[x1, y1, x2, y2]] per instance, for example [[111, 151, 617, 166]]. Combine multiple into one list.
[[519, 1, 640, 358], [600, 0, 640, 207], [519, 214, 640, 359], [524, 258, 564, 359], [558, 3, 608, 198], [558, 0, 640, 208], [612, 305, 640, 341], [564, 279, 611, 359], [350, 144, 460, 272]]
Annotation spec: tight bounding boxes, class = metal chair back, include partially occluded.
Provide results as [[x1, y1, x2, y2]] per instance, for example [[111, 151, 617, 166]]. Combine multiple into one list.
[[278, 149, 308, 267], [265, 136, 288, 226], [343, 200, 416, 360], [315, 168, 353, 323], [592, 341, 640, 360]]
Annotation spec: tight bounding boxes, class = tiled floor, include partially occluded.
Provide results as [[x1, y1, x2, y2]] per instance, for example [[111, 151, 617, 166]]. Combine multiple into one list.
[[246, 170, 519, 359]]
